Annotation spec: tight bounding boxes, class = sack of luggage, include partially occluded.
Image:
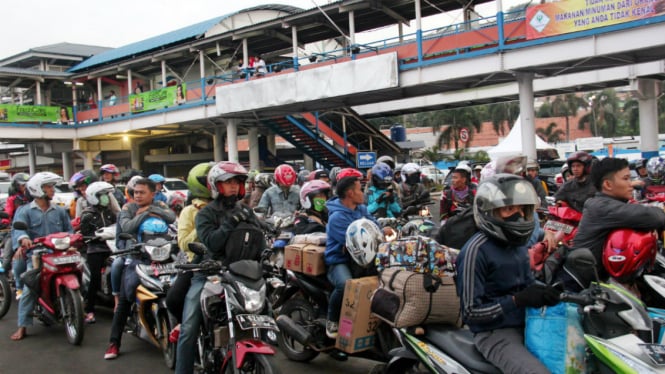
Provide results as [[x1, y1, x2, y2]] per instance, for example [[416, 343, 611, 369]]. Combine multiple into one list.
[[375, 235, 458, 277], [371, 267, 461, 328]]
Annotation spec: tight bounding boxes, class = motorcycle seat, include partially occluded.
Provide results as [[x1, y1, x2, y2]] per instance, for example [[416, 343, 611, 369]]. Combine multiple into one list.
[[424, 325, 501, 374], [229, 260, 263, 281]]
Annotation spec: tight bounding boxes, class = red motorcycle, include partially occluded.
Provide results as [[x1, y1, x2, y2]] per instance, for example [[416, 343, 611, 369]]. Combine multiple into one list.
[[542, 204, 583, 246], [14, 221, 86, 345]]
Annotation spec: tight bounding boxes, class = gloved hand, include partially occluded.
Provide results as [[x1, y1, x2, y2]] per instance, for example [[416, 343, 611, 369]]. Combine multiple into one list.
[[377, 193, 387, 203], [513, 284, 561, 308], [231, 207, 249, 226]]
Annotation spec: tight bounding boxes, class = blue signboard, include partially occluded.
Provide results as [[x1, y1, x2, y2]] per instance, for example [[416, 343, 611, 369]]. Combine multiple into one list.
[[356, 151, 377, 169]]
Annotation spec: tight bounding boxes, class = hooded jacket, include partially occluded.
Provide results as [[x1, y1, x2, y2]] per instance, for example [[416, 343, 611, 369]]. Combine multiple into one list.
[[324, 197, 378, 266]]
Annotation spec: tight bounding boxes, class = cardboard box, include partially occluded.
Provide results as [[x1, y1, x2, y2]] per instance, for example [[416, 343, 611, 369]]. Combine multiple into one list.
[[284, 243, 305, 272], [335, 276, 380, 353], [302, 245, 326, 276]]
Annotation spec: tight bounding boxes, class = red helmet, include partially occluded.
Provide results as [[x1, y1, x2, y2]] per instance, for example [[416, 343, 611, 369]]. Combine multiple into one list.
[[100, 164, 120, 175], [337, 168, 363, 180], [603, 229, 657, 282], [207, 161, 248, 199], [274, 164, 296, 187], [567, 151, 593, 175]]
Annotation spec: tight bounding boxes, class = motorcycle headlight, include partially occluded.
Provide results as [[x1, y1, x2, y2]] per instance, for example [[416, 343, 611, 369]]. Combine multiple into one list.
[[236, 282, 265, 314], [51, 236, 71, 250], [145, 243, 171, 262]]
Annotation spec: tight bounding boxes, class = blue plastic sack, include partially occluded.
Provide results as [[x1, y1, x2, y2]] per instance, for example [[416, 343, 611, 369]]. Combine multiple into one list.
[[525, 302, 586, 374]]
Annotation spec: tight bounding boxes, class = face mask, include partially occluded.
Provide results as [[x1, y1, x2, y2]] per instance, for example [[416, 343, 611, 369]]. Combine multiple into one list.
[[99, 194, 110, 207], [312, 197, 326, 212], [504, 212, 525, 223]]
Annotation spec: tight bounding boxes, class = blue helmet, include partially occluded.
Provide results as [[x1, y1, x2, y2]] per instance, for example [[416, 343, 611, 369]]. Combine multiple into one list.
[[148, 174, 166, 183], [138, 216, 169, 243], [371, 162, 393, 189]]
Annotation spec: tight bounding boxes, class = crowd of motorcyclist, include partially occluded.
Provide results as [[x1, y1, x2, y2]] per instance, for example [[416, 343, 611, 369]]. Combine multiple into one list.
[[2, 150, 665, 373]]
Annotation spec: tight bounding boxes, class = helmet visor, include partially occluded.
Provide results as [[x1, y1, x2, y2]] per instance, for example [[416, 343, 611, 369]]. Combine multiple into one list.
[[476, 175, 539, 212]]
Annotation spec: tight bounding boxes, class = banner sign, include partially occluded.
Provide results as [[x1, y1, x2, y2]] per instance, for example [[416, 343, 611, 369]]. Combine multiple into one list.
[[129, 83, 187, 113], [0, 159, 10, 170], [0, 105, 72, 123], [526, 0, 664, 39]]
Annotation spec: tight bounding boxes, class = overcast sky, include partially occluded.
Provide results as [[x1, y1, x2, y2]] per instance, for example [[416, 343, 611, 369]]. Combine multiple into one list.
[[3, 0, 518, 59]]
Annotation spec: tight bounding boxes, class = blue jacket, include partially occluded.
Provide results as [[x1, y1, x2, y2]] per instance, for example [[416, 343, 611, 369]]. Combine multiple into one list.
[[154, 191, 168, 204], [257, 185, 300, 216], [12, 201, 73, 249], [456, 231, 534, 334], [324, 197, 378, 266], [366, 186, 401, 218]]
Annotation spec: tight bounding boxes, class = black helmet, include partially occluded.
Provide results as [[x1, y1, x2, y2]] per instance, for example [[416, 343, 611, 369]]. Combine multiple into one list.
[[567, 151, 593, 175], [11, 172, 30, 191], [473, 173, 539, 246]]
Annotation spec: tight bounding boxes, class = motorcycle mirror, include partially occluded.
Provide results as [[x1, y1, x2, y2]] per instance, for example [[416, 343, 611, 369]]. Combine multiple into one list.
[[188, 242, 207, 256], [12, 221, 28, 230]]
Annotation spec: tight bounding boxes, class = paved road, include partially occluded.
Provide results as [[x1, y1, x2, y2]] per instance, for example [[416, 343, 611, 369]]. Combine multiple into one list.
[[0, 300, 377, 374]]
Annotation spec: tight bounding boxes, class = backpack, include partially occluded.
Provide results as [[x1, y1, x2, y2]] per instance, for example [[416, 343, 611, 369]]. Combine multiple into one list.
[[435, 206, 477, 249], [222, 221, 266, 266]]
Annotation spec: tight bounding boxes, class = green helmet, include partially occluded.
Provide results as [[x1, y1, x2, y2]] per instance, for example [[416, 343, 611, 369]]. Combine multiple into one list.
[[187, 162, 214, 199], [248, 169, 261, 183]]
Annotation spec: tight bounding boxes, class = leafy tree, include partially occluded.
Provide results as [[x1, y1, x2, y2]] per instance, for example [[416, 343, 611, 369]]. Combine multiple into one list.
[[578, 89, 620, 137], [488, 101, 520, 136], [551, 93, 586, 142], [536, 122, 565, 143], [621, 98, 640, 135], [536, 99, 552, 118], [435, 108, 482, 151]]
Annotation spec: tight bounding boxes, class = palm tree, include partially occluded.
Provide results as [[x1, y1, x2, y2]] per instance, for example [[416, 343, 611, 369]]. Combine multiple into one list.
[[435, 107, 482, 151], [536, 122, 565, 143], [551, 93, 586, 142], [578, 89, 620, 137], [488, 101, 520, 136], [622, 98, 640, 135]]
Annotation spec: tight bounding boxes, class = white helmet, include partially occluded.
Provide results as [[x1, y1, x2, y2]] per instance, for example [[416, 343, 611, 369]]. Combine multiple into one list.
[[85, 181, 115, 206], [455, 161, 472, 175], [26, 172, 62, 199], [401, 162, 421, 184], [345, 218, 383, 267]]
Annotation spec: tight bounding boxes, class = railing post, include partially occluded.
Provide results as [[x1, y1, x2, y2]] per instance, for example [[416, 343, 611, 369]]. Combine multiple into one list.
[[201, 77, 207, 101], [497, 11, 505, 49]]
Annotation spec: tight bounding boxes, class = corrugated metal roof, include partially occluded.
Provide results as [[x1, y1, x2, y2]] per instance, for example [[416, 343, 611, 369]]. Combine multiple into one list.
[[69, 4, 304, 73], [31, 43, 111, 58], [0, 66, 71, 78]]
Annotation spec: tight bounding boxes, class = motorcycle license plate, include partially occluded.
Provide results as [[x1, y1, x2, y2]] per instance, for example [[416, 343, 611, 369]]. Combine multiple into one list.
[[544, 220, 574, 234], [236, 314, 278, 331], [51, 254, 82, 265]]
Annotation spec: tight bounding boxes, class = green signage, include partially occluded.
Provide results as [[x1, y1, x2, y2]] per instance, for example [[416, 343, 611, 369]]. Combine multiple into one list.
[[129, 83, 187, 113], [0, 105, 72, 123]]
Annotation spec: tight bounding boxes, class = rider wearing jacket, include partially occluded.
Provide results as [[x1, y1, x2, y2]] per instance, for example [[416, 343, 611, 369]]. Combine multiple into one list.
[[439, 162, 476, 223], [257, 164, 300, 215], [2, 173, 30, 270], [99, 164, 126, 207], [80, 182, 118, 324], [398, 162, 428, 209], [366, 162, 401, 218], [554, 151, 597, 212], [574, 157, 665, 279]]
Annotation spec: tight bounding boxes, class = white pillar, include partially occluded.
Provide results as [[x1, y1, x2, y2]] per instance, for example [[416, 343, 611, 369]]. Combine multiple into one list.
[[83, 152, 95, 170], [28, 144, 37, 174], [267, 134, 276, 156], [62, 151, 72, 181], [161, 60, 167, 87], [214, 127, 225, 162], [199, 50, 205, 77], [130, 138, 141, 170], [415, 0, 422, 31], [637, 79, 661, 158], [128, 69, 133, 95], [304, 155, 315, 171], [349, 11, 356, 45], [35, 81, 42, 105], [227, 119, 239, 163], [517, 72, 537, 160], [97, 78, 102, 105], [242, 39, 249, 67], [248, 127, 260, 171]]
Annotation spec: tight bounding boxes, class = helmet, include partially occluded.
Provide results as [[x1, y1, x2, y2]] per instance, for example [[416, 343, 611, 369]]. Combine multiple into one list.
[[329, 167, 342, 185], [345, 218, 383, 267], [70, 169, 98, 188], [481, 155, 528, 182], [11, 172, 30, 191], [247, 169, 260, 183], [255, 173, 274, 189], [308, 169, 329, 181], [85, 181, 115, 206], [526, 159, 539, 170], [100, 164, 120, 176], [567, 151, 593, 175], [207, 161, 248, 199], [634, 158, 647, 170], [454, 161, 472, 176], [168, 191, 187, 214], [401, 162, 421, 185], [300, 180, 331, 209], [27, 172, 62, 199], [473, 173, 538, 245], [148, 174, 165, 183], [647, 156, 665, 183], [297, 169, 310, 186], [371, 162, 393, 188], [337, 168, 363, 181], [187, 162, 213, 199], [377, 156, 395, 170], [275, 164, 297, 187], [125, 175, 143, 200], [561, 163, 569, 174], [603, 229, 657, 283], [138, 216, 169, 243]]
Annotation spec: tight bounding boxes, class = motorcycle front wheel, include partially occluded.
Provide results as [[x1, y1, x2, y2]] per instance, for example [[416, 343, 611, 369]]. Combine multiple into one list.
[[276, 298, 320, 362], [61, 287, 85, 345], [0, 273, 11, 319], [158, 310, 176, 369], [224, 353, 282, 374]]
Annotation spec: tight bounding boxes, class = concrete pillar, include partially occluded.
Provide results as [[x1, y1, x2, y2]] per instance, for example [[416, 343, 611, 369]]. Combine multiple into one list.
[[637, 79, 661, 159], [292, 26, 299, 69], [267, 133, 276, 156], [130, 138, 142, 170], [199, 50, 206, 100], [127, 69, 133, 95], [304, 155, 315, 171], [349, 11, 356, 46], [161, 60, 167, 88], [227, 119, 239, 163], [83, 152, 95, 170], [213, 126, 225, 162], [242, 39, 249, 68], [62, 151, 73, 181], [248, 127, 260, 171], [516, 72, 537, 161], [28, 144, 37, 174], [35, 81, 42, 105]]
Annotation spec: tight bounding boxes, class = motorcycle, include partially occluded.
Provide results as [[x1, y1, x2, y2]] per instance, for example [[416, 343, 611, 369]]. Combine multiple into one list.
[[80, 224, 118, 308], [376, 191, 435, 239], [0, 212, 12, 319], [542, 203, 582, 246], [177, 242, 282, 374], [13, 221, 86, 345], [120, 232, 180, 369]]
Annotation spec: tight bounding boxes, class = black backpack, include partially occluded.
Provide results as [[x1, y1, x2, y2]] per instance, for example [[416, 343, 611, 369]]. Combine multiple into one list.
[[222, 221, 266, 266], [435, 206, 477, 249]]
